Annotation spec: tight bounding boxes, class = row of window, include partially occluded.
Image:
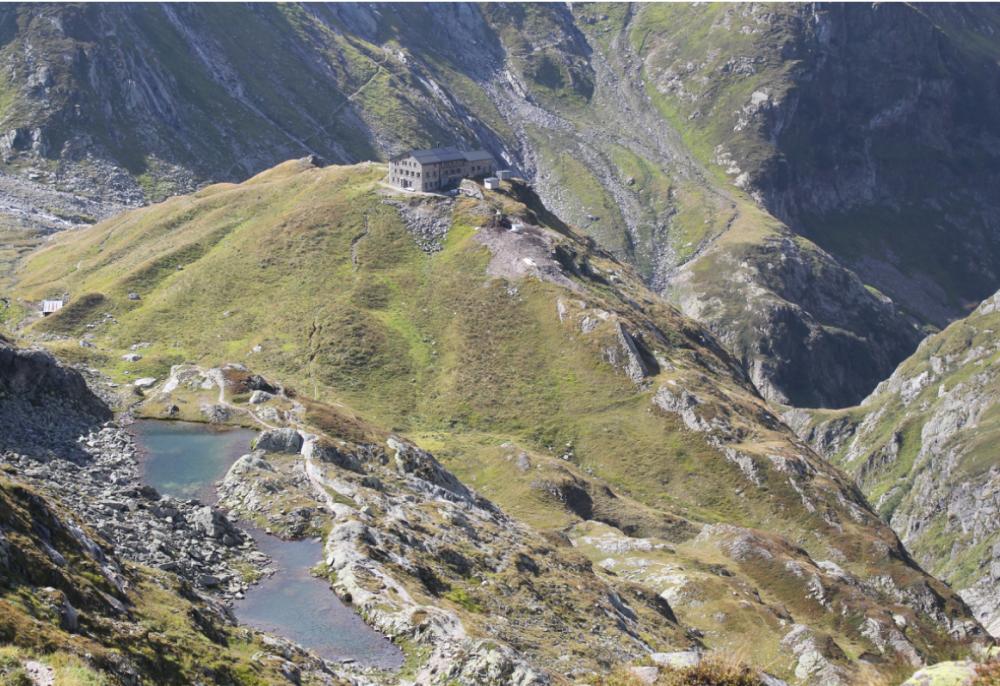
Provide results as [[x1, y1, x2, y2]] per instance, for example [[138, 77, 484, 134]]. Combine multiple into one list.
[[393, 161, 493, 171]]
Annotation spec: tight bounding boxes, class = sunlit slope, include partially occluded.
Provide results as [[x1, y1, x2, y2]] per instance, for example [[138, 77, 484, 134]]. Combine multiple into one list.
[[15, 160, 985, 681]]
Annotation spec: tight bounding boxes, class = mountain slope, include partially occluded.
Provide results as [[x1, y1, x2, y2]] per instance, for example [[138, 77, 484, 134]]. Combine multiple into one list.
[[485, 2, 924, 408], [0, 3, 514, 204], [631, 3, 1000, 325], [789, 289, 1000, 638], [0, 1, 949, 409], [10, 159, 987, 683], [0, 338, 356, 686]]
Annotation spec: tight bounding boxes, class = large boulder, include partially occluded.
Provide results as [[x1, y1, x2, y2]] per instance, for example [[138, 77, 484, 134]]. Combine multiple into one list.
[[303, 438, 362, 473], [901, 662, 977, 686], [252, 428, 303, 454], [388, 437, 472, 501], [188, 506, 238, 543]]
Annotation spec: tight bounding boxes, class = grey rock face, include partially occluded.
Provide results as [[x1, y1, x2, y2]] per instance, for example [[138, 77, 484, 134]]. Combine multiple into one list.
[[248, 389, 273, 404], [383, 197, 454, 254], [387, 436, 475, 503], [779, 624, 850, 685], [253, 428, 303, 454], [190, 505, 238, 542], [797, 286, 1000, 635], [4, 421, 257, 599], [0, 340, 111, 459], [0, 340, 258, 599], [669, 232, 921, 408], [306, 440, 363, 474], [603, 323, 655, 385], [200, 403, 230, 423]]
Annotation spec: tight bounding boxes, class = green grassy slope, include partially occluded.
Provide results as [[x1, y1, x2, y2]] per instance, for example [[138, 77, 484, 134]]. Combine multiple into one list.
[[2, 2, 968, 410], [10, 161, 985, 681]]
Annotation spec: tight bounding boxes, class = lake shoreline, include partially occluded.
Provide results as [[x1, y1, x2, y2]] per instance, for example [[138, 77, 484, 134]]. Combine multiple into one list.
[[131, 419, 404, 670]]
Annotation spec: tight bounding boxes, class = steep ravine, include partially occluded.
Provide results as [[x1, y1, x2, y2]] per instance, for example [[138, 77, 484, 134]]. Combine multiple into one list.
[[787, 289, 1000, 637]]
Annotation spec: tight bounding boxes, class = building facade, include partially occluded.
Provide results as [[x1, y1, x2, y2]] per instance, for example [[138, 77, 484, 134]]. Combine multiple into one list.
[[388, 147, 497, 192]]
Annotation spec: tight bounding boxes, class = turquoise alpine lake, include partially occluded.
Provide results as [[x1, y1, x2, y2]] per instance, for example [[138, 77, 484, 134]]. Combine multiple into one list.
[[130, 419, 403, 669], [132, 419, 255, 503]]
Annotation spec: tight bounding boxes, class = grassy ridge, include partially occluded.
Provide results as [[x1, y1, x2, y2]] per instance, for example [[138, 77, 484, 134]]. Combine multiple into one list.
[[13, 161, 982, 680]]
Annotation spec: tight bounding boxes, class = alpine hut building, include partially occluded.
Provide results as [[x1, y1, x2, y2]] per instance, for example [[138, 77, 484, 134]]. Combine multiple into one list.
[[389, 147, 497, 192]]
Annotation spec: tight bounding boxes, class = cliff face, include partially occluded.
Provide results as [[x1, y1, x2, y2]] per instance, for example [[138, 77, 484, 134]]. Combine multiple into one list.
[[4, 3, 1000, 410], [790, 290, 1000, 636], [639, 3, 1000, 323]]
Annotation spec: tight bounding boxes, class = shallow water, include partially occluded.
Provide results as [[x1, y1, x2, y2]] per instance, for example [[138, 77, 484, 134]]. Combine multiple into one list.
[[234, 530, 404, 667], [131, 419, 255, 503], [130, 420, 403, 669]]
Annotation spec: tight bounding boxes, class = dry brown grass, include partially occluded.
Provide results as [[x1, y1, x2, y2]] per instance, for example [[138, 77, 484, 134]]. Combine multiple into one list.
[[658, 660, 763, 686], [596, 656, 768, 686], [974, 661, 1000, 686]]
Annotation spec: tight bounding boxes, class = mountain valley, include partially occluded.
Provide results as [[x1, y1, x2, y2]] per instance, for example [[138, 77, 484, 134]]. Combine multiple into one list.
[[2, 3, 1000, 685]]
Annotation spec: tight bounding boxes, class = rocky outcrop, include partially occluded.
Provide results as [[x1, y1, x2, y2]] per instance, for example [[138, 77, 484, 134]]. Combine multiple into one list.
[[901, 661, 979, 686], [669, 231, 922, 407], [795, 288, 1000, 636], [216, 407, 687, 684], [382, 196, 455, 254], [0, 342, 261, 600], [253, 427, 304, 454], [0, 342, 355, 684], [5, 422, 258, 600], [0, 338, 110, 458]]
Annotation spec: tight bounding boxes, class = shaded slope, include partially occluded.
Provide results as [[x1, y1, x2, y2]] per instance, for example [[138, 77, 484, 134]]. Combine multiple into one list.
[[473, 2, 924, 408], [630, 3, 1000, 325], [13, 160, 987, 682], [790, 289, 1000, 637]]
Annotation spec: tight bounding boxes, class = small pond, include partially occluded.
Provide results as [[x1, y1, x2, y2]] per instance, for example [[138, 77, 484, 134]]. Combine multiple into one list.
[[132, 420, 256, 504], [233, 529, 403, 666], [130, 419, 403, 669]]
